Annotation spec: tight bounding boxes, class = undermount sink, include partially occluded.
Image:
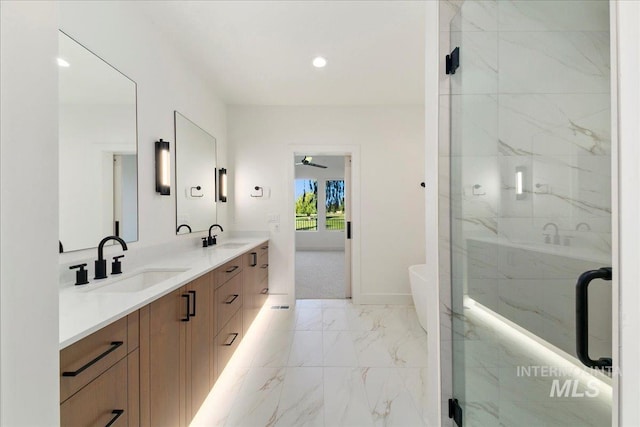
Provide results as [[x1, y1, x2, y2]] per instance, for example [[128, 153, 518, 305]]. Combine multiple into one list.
[[216, 242, 248, 249], [88, 268, 188, 293]]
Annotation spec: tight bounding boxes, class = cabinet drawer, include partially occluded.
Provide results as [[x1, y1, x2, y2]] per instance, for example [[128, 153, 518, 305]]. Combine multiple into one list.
[[257, 244, 269, 258], [216, 309, 243, 378], [61, 317, 128, 403], [215, 256, 243, 288], [61, 357, 128, 427], [257, 259, 269, 282], [257, 275, 269, 308], [214, 272, 243, 335]]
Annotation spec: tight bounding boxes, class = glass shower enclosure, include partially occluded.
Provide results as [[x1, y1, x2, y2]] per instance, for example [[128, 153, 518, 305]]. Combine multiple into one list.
[[449, 1, 613, 425]]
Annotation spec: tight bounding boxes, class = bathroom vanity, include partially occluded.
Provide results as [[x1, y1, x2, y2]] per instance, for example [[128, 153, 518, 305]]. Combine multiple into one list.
[[59, 239, 268, 427]]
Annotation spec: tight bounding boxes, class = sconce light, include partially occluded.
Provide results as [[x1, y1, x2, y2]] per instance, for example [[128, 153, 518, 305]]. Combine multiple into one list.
[[155, 139, 171, 196], [217, 168, 227, 202], [515, 166, 526, 200]]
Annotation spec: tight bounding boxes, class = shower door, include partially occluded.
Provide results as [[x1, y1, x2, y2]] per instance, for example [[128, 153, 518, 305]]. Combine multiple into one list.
[[449, 1, 613, 426]]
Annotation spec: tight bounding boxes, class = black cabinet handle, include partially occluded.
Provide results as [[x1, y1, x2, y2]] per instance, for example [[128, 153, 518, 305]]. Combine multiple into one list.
[[105, 409, 125, 427], [62, 342, 124, 377], [347, 221, 351, 239], [260, 288, 269, 295], [181, 294, 190, 322], [225, 266, 239, 273], [188, 290, 196, 317], [224, 294, 239, 304], [260, 264, 268, 269], [250, 252, 257, 267], [223, 332, 239, 346], [576, 267, 612, 370]]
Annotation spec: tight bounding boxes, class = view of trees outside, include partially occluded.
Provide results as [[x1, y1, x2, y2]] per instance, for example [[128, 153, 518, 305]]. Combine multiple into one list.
[[295, 179, 318, 230], [325, 180, 345, 230], [294, 179, 345, 231]]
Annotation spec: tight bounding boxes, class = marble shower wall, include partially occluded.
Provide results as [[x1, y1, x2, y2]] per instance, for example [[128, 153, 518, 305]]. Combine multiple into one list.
[[450, 0, 611, 257]]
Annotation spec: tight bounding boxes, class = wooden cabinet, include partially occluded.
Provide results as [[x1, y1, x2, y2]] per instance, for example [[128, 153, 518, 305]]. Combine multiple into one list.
[[215, 308, 243, 378], [61, 357, 128, 427], [243, 244, 269, 335], [60, 311, 139, 427], [63, 242, 269, 427], [211, 258, 243, 384], [185, 273, 212, 421], [139, 271, 214, 427], [139, 288, 185, 427]]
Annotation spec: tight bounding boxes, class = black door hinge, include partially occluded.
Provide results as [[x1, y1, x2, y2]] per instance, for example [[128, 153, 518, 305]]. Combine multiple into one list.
[[346, 221, 352, 239], [449, 398, 463, 426], [446, 47, 460, 75]]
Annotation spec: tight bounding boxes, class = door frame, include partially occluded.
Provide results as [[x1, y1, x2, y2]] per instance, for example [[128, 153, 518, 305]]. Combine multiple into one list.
[[425, 1, 640, 425], [615, 1, 640, 424], [286, 145, 361, 303]]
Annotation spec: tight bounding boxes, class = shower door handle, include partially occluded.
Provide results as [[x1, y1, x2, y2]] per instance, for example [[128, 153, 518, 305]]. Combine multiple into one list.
[[576, 267, 612, 370]]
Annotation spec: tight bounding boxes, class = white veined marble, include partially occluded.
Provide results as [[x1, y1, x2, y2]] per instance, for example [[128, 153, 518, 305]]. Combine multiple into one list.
[[191, 300, 428, 427]]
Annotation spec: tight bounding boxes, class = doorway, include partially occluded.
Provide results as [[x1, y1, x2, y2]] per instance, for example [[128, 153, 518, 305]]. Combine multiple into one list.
[[294, 155, 351, 299]]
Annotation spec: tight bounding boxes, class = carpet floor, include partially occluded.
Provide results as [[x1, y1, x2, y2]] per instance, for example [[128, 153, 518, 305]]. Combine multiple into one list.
[[295, 250, 346, 299]]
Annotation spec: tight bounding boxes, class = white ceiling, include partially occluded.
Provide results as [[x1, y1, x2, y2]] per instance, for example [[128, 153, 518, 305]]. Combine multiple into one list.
[[134, 1, 426, 106]]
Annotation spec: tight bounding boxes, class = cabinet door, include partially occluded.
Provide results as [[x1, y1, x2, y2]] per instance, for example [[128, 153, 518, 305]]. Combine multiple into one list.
[[143, 288, 187, 427], [185, 273, 212, 421], [243, 250, 258, 335]]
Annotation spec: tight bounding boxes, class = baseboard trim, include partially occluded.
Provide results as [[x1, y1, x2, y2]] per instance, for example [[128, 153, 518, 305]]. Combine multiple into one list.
[[270, 293, 414, 306], [357, 293, 414, 305]]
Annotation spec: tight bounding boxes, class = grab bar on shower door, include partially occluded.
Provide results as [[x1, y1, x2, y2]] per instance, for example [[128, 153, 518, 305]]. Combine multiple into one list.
[[576, 267, 612, 370]]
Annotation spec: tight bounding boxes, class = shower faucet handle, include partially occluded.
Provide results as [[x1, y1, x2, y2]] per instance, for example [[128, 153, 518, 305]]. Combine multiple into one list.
[[543, 233, 551, 244]]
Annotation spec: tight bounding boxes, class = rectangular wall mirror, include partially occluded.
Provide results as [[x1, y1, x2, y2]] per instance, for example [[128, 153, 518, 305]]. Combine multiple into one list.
[[174, 111, 217, 234], [59, 31, 138, 252]]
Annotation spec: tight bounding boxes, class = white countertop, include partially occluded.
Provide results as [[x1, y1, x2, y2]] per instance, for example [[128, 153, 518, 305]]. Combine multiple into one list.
[[59, 237, 268, 349]]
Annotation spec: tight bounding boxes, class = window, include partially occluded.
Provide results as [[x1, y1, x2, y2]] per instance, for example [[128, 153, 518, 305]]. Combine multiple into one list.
[[325, 180, 345, 230], [295, 179, 317, 231]]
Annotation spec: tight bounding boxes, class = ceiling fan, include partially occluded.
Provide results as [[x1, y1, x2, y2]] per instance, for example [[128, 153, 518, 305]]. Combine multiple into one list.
[[295, 156, 327, 169]]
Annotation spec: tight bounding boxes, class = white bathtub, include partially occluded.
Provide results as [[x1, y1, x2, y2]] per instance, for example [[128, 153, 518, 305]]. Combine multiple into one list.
[[409, 264, 428, 333]]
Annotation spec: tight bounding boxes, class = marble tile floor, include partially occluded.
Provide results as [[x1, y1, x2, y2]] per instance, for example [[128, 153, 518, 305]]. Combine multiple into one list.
[[191, 299, 429, 427]]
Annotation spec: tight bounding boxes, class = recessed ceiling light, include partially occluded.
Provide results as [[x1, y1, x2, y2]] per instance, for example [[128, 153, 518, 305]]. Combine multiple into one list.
[[57, 58, 70, 67], [312, 56, 327, 68]]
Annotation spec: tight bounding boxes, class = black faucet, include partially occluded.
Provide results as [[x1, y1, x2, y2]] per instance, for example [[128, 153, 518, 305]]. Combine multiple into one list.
[[208, 224, 224, 246], [177, 224, 192, 234], [95, 235, 128, 279]]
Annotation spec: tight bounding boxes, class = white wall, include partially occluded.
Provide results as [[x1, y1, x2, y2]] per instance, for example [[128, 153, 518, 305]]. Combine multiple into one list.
[[0, 1, 60, 425], [295, 156, 345, 251], [228, 106, 425, 303], [58, 1, 228, 268]]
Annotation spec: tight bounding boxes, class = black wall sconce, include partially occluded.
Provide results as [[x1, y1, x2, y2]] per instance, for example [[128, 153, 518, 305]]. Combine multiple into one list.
[[155, 139, 171, 196], [217, 168, 227, 202]]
